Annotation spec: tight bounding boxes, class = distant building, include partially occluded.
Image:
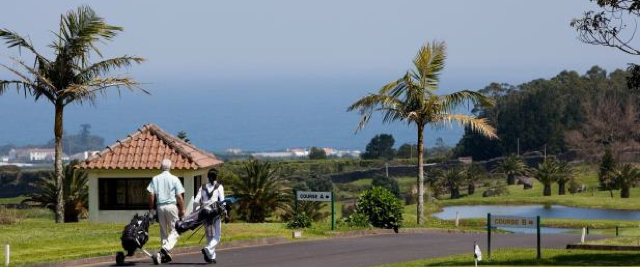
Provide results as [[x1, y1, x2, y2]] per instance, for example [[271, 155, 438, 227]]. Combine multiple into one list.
[[225, 148, 243, 155], [458, 157, 473, 164], [0, 156, 8, 162], [69, 150, 100, 161], [9, 148, 68, 162]]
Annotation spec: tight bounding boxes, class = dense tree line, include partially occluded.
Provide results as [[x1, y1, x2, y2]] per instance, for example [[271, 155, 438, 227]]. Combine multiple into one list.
[[454, 66, 636, 161]]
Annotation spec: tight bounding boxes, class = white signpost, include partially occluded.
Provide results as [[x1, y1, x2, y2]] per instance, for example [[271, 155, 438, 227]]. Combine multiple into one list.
[[487, 214, 541, 259], [295, 191, 335, 230]]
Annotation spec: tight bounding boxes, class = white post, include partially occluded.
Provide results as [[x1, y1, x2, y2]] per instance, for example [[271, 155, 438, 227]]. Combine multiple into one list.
[[581, 227, 586, 244], [455, 211, 459, 227], [4, 244, 9, 267]]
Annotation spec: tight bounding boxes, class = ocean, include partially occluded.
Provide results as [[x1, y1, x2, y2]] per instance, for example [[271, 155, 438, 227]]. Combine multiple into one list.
[[0, 79, 464, 152]]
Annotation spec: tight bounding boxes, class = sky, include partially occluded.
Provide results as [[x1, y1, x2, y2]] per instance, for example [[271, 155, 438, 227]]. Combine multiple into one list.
[[0, 0, 636, 152]]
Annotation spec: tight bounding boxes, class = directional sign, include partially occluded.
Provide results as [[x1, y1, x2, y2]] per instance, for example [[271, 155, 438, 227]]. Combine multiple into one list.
[[296, 191, 332, 202], [491, 215, 537, 229]]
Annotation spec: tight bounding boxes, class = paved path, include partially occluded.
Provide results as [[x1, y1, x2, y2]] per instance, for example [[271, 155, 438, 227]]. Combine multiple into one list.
[[91, 232, 601, 267]]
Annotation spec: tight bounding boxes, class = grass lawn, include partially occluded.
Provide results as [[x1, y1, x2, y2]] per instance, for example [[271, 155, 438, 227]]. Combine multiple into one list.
[[0, 208, 337, 267], [373, 248, 640, 267], [0, 195, 26, 204]]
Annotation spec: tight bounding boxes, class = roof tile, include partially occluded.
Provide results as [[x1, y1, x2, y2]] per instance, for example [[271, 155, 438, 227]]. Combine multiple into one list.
[[79, 124, 223, 170]]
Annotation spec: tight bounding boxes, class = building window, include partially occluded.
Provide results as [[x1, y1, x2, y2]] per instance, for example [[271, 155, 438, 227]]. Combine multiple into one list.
[[194, 175, 202, 197], [99, 177, 185, 210]]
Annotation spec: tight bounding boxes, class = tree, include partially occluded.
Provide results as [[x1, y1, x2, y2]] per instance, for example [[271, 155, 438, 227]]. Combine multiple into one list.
[[437, 167, 466, 199], [371, 175, 400, 198], [532, 159, 559, 197], [0, 6, 145, 222], [466, 163, 486, 195], [612, 164, 640, 198], [177, 131, 190, 143], [494, 154, 528, 185], [396, 143, 417, 159], [229, 160, 287, 222], [572, 0, 640, 89], [555, 161, 575, 195], [356, 186, 403, 232], [599, 146, 617, 191], [348, 41, 496, 224], [22, 161, 88, 222], [361, 134, 396, 160], [308, 147, 327, 160], [46, 124, 105, 154]]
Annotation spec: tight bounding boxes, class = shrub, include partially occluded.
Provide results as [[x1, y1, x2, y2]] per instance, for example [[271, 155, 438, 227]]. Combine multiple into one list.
[[342, 212, 371, 228], [286, 211, 312, 229], [371, 175, 400, 198], [356, 187, 403, 232]]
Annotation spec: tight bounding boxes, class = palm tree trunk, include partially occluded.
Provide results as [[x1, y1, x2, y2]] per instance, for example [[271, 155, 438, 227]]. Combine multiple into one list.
[[54, 103, 65, 223], [468, 184, 475, 195], [621, 185, 630, 198], [558, 182, 566, 195], [507, 174, 515, 185], [416, 124, 425, 225], [450, 187, 460, 199], [543, 183, 551, 196]]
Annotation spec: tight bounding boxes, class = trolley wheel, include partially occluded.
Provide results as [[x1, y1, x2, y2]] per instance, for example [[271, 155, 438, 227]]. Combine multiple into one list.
[[152, 253, 161, 265], [115, 252, 125, 266]]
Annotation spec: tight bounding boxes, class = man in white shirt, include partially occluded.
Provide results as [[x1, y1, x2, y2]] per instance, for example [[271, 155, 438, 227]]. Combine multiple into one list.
[[193, 168, 224, 264], [147, 159, 186, 264]]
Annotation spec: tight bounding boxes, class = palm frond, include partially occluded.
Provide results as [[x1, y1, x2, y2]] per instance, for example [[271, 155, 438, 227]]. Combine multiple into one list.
[[412, 41, 446, 90], [441, 90, 494, 112], [0, 29, 50, 67], [61, 77, 146, 105], [75, 55, 145, 80], [436, 114, 497, 139]]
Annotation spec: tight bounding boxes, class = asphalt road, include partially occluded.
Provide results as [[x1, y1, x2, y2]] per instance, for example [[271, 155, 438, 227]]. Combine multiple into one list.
[[92, 232, 599, 267]]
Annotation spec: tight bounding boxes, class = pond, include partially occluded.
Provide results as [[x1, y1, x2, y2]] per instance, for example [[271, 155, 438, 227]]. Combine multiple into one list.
[[433, 205, 640, 221]]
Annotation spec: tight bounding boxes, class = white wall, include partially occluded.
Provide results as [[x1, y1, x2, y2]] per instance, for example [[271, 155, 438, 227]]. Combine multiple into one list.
[[88, 169, 206, 223]]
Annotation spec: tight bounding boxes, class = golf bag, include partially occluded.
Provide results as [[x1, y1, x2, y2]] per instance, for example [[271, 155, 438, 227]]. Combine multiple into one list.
[[116, 213, 155, 265], [175, 196, 237, 235], [121, 213, 152, 256]]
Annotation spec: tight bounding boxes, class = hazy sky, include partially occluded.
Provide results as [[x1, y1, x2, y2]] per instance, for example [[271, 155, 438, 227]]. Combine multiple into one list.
[[0, 0, 636, 151]]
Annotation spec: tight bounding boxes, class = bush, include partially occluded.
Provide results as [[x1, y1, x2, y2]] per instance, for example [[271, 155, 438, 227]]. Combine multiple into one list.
[[356, 187, 403, 231], [371, 175, 400, 198], [286, 212, 312, 229], [342, 212, 371, 228]]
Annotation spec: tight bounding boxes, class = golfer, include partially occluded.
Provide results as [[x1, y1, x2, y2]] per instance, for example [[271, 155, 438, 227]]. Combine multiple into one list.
[[148, 159, 186, 264], [193, 168, 225, 263]]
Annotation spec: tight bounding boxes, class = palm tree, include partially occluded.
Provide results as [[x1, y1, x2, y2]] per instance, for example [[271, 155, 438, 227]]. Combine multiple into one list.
[[494, 154, 528, 185], [466, 163, 486, 195], [612, 164, 640, 198], [532, 160, 558, 196], [22, 161, 88, 222], [555, 161, 575, 195], [439, 167, 466, 199], [347, 41, 497, 224], [230, 160, 288, 223], [0, 6, 145, 223]]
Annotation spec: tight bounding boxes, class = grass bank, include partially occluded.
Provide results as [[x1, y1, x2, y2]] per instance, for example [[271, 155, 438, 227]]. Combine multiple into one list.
[[373, 248, 640, 267]]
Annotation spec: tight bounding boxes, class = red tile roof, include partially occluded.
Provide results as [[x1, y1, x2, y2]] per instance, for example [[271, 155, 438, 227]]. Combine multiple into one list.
[[79, 124, 223, 170]]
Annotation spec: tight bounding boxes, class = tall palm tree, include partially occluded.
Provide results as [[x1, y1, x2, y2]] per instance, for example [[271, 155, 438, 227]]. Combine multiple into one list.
[[612, 164, 640, 198], [555, 161, 575, 195], [348, 41, 497, 224], [494, 154, 528, 185], [230, 160, 288, 223], [532, 160, 559, 196], [0, 6, 145, 223]]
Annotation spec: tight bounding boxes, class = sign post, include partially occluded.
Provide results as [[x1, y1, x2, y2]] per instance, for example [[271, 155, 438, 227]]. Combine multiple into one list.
[[488, 214, 541, 260], [296, 191, 334, 230], [487, 213, 491, 258], [536, 216, 541, 259]]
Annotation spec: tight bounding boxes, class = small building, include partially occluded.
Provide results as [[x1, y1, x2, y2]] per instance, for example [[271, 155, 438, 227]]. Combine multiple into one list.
[[9, 148, 66, 162], [79, 124, 223, 222]]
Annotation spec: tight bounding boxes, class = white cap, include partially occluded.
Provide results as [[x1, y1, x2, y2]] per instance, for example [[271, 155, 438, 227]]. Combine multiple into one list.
[[161, 159, 172, 170]]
